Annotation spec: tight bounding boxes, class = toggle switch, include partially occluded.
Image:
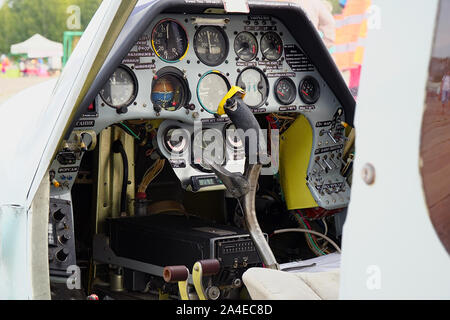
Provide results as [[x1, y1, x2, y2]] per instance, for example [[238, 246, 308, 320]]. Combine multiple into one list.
[[56, 248, 69, 262], [60, 233, 71, 244], [53, 209, 65, 222], [323, 159, 334, 170]]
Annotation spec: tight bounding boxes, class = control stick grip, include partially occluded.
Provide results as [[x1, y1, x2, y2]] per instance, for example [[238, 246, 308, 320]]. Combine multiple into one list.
[[224, 98, 266, 164], [224, 98, 261, 132]]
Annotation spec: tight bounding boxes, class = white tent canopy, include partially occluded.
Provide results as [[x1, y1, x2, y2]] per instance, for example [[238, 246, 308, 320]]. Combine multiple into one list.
[[10, 34, 63, 58]]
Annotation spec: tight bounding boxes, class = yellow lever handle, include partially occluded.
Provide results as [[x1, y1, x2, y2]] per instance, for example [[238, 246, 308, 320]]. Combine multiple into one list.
[[217, 86, 246, 116]]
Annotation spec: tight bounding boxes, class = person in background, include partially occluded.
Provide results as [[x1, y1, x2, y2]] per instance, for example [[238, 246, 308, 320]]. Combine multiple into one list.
[[441, 70, 450, 112], [19, 59, 26, 77], [1, 54, 6, 74], [273, 0, 336, 48]]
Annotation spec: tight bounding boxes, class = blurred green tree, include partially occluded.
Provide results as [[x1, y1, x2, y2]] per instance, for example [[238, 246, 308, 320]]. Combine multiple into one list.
[[0, 0, 102, 54], [327, 0, 344, 14]]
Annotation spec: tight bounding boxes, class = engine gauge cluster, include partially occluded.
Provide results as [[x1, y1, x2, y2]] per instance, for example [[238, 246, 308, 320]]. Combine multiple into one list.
[[260, 32, 283, 61], [274, 77, 296, 105], [299, 76, 320, 104], [234, 31, 258, 62]]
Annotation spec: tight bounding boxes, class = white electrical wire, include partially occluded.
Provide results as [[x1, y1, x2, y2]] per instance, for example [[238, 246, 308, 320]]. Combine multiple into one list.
[[272, 228, 341, 253], [322, 218, 328, 236]]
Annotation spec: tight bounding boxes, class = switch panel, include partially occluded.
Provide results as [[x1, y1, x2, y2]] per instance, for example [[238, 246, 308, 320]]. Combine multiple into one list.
[[48, 198, 77, 277], [307, 108, 351, 209]]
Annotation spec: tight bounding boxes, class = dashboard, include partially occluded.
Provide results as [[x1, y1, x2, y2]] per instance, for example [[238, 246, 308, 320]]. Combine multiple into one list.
[[91, 14, 331, 125], [50, 13, 351, 210]]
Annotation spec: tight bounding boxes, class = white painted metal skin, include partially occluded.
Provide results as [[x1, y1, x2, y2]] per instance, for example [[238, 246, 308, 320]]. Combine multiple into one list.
[[340, 0, 450, 299]]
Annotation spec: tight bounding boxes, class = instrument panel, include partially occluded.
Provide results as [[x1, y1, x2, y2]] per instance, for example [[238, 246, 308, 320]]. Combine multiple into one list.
[[56, 13, 350, 210], [91, 14, 335, 125]]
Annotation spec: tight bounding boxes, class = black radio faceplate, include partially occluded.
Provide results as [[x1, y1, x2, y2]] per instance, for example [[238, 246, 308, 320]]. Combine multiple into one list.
[[213, 236, 263, 269]]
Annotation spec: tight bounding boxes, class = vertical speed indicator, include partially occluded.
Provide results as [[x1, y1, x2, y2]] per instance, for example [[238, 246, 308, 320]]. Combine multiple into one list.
[[151, 19, 189, 63]]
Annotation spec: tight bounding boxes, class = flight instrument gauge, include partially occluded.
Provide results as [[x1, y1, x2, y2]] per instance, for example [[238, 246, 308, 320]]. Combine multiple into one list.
[[151, 19, 189, 62], [299, 76, 320, 104], [236, 67, 269, 108], [260, 32, 283, 61], [234, 32, 258, 61], [100, 65, 138, 109], [274, 77, 296, 105], [194, 26, 229, 66], [163, 126, 188, 155], [151, 67, 190, 111], [192, 128, 226, 172], [197, 71, 231, 114], [224, 123, 244, 151]]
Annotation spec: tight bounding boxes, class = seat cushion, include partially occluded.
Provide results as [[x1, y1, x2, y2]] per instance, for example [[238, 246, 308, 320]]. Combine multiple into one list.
[[296, 270, 340, 300], [242, 268, 340, 300]]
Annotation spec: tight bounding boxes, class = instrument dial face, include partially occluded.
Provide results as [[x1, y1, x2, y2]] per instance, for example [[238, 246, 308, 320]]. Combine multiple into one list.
[[236, 67, 269, 108], [192, 128, 225, 172], [197, 71, 231, 114], [194, 26, 229, 66], [163, 127, 188, 154], [260, 32, 283, 61], [151, 74, 186, 111], [224, 123, 243, 150], [151, 19, 188, 62], [299, 76, 320, 104], [274, 77, 296, 105], [234, 32, 258, 62], [100, 65, 137, 109]]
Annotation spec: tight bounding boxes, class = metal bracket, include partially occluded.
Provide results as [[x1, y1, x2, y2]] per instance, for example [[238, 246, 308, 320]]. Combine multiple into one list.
[[93, 234, 164, 277]]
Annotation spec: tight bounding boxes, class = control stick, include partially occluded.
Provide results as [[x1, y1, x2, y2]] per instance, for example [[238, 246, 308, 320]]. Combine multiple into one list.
[[207, 87, 279, 270]]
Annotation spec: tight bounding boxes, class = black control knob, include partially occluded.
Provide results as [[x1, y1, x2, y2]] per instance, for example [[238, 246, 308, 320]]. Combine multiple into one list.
[[53, 209, 65, 222], [116, 106, 128, 114], [60, 233, 71, 244], [185, 103, 195, 111], [56, 248, 69, 262]]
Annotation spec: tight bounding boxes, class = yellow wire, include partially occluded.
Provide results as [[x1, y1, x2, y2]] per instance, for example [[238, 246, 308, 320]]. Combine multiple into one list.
[[138, 159, 166, 194]]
